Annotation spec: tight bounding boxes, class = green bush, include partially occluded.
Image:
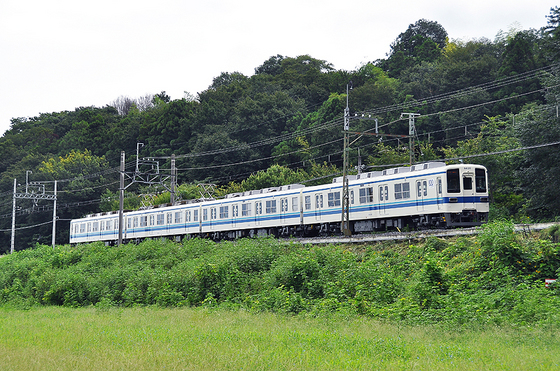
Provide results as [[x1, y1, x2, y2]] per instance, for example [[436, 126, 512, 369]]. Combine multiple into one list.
[[1, 221, 560, 327]]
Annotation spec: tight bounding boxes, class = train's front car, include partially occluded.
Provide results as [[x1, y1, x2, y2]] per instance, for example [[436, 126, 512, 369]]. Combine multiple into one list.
[[442, 164, 489, 227]]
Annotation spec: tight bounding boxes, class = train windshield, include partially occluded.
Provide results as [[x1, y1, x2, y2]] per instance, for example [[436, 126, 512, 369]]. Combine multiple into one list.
[[475, 168, 487, 192], [446, 169, 461, 193]]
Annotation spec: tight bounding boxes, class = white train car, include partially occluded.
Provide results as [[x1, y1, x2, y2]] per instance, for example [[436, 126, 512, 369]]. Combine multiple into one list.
[[69, 162, 489, 244]]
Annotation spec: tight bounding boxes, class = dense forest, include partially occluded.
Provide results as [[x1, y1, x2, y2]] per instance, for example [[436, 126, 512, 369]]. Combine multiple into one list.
[[1, 8, 560, 252]]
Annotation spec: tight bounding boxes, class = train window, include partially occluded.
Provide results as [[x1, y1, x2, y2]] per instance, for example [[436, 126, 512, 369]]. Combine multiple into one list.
[[156, 214, 164, 225], [127, 218, 132, 229], [475, 169, 486, 192], [315, 194, 323, 209], [291, 197, 298, 211], [167, 213, 173, 224], [134, 217, 139, 228], [80, 224, 85, 233], [211, 208, 217, 220], [203, 209, 208, 221], [140, 216, 147, 227], [175, 211, 182, 223], [438, 178, 442, 194], [305, 195, 311, 210], [186, 211, 191, 222], [255, 202, 263, 215], [193, 210, 199, 221], [87, 223, 92, 232], [100, 221, 104, 231], [150, 215, 155, 226], [463, 177, 473, 190], [106, 220, 111, 231], [219, 206, 229, 219], [266, 200, 277, 214], [417, 182, 422, 198], [423, 181, 427, 197], [350, 190, 354, 205], [394, 183, 410, 200], [242, 203, 251, 217], [232, 205, 238, 218], [359, 187, 373, 203], [328, 192, 341, 207], [447, 169, 461, 193]]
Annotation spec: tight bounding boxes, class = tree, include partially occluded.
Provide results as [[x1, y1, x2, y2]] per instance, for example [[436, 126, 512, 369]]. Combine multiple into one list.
[[255, 54, 285, 76], [542, 6, 560, 62], [380, 19, 448, 77]]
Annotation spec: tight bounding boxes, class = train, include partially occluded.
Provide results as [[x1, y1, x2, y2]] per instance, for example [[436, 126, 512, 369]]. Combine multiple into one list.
[[69, 162, 489, 244]]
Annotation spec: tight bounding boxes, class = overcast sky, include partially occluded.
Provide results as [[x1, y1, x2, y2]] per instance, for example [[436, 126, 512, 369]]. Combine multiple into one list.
[[0, 0, 555, 136]]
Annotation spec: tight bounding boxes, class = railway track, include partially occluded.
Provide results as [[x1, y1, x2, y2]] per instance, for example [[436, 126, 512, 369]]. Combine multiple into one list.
[[285, 222, 559, 245]]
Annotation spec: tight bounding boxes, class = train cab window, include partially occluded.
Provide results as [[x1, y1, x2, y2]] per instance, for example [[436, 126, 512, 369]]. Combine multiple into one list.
[[447, 169, 461, 193], [328, 192, 341, 207], [359, 187, 373, 203], [463, 177, 473, 191], [291, 197, 299, 211], [193, 210, 199, 222], [175, 211, 182, 223], [242, 203, 251, 217], [305, 195, 311, 210], [219, 206, 229, 219], [315, 194, 323, 209], [475, 169, 487, 192], [437, 178, 442, 195], [266, 200, 277, 214]]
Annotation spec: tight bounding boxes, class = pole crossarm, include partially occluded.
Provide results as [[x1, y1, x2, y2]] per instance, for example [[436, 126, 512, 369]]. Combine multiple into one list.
[[14, 193, 57, 200]]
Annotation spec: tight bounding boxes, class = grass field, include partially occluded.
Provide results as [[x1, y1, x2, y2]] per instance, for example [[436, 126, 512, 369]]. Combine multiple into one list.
[[1, 306, 559, 370]]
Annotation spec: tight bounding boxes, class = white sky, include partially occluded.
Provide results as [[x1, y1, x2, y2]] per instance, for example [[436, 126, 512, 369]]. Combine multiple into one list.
[[0, 0, 555, 136]]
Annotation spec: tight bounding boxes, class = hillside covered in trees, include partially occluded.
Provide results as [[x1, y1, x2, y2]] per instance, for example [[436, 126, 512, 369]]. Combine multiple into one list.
[[1, 8, 560, 252]]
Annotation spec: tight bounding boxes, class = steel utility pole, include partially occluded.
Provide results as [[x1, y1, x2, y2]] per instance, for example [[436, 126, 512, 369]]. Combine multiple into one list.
[[11, 176, 57, 253], [341, 82, 352, 236], [401, 113, 420, 165], [118, 150, 125, 246]]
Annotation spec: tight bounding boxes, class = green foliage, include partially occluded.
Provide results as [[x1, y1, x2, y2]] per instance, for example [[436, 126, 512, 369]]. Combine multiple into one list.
[[2, 221, 560, 328]]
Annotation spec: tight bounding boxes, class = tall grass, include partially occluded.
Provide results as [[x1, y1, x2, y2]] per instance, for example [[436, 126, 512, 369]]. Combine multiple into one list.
[[0, 306, 558, 370]]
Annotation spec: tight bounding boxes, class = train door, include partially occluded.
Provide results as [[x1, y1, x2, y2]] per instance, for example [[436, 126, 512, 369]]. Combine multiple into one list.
[[462, 172, 476, 209], [255, 201, 263, 226], [232, 204, 238, 228], [378, 185, 389, 215], [416, 180, 427, 211], [436, 177, 443, 209], [315, 193, 323, 221], [280, 198, 288, 223]]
